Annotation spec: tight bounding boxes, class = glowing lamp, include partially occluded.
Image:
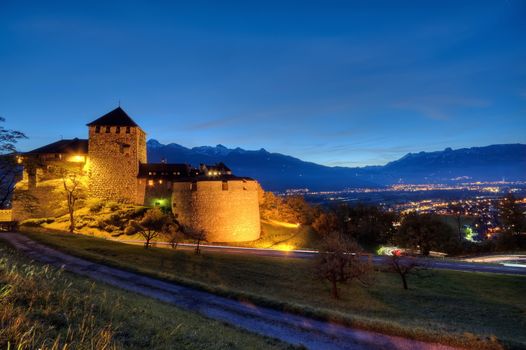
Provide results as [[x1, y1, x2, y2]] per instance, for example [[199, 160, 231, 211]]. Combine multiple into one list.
[[69, 155, 86, 163]]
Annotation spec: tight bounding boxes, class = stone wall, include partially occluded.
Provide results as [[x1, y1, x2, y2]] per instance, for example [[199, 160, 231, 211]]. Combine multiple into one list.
[[142, 179, 172, 208], [172, 179, 261, 242], [88, 126, 146, 203]]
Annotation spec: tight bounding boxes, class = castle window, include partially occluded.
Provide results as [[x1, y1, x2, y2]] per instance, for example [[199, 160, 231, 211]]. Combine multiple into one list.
[[191, 182, 197, 191], [116, 126, 120, 134], [105, 126, 111, 133], [126, 127, 131, 134], [148, 180, 154, 186], [95, 126, 101, 133], [222, 181, 228, 191]]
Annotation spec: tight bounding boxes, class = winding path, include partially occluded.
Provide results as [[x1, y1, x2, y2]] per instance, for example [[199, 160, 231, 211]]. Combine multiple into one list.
[[1, 232, 457, 350]]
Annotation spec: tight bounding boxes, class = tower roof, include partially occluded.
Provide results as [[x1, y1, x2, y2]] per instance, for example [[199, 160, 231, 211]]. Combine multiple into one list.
[[87, 107, 139, 127]]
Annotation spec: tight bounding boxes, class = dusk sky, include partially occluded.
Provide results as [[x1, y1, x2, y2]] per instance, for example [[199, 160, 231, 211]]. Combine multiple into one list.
[[1, 0, 525, 167]]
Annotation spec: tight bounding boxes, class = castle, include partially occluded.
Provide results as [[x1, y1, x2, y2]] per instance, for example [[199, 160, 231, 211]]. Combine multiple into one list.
[[17, 107, 261, 242]]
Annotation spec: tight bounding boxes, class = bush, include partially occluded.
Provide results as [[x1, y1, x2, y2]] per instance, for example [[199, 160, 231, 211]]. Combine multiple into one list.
[[88, 200, 105, 213], [20, 218, 55, 227], [107, 202, 120, 212]]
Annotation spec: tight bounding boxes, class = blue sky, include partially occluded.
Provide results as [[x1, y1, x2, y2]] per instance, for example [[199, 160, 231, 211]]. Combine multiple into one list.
[[1, 0, 525, 167]]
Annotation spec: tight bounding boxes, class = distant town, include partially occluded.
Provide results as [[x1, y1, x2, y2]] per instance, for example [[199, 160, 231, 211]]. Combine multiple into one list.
[[282, 181, 526, 239]]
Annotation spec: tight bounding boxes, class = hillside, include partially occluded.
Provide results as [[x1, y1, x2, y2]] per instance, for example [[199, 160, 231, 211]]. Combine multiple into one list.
[[147, 140, 526, 191]]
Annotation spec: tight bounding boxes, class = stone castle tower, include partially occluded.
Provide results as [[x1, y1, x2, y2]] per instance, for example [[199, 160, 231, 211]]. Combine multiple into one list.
[[87, 107, 147, 203], [18, 106, 261, 242]]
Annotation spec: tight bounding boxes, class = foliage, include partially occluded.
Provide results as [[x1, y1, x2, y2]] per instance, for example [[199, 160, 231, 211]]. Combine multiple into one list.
[[499, 194, 525, 235], [394, 213, 460, 256], [124, 208, 175, 248], [0, 118, 26, 209], [260, 192, 318, 225], [20, 217, 55, 227], [316, 232, 373, 299], [312, 204, 398, 248], [88, 199, 105, 213], [164, 220, 183, 249]]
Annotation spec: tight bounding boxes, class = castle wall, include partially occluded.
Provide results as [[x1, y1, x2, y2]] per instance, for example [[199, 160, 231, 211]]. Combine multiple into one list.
[[142, 179, 172, 208], [88, 126, 146, 203], [172, 179, 261, 242]]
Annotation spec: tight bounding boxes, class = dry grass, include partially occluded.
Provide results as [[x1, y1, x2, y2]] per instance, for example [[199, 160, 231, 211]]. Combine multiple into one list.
[[0, 250, 118, 349], [0, 241, 294, 350], [22, 230, 526, 350]]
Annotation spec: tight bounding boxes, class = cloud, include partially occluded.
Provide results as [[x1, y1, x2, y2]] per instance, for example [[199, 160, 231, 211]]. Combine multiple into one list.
[[392, 95, 491, 120], [186, 115, 242, 131]]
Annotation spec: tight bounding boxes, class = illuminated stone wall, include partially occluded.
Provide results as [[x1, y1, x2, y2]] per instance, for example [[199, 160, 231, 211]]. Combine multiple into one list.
[[172, 179, 261, 242], [88, 126, 146, 203], [142, 179, 172, 208]]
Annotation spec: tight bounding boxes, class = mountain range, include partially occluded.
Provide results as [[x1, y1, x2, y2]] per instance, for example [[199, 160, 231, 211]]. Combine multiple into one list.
[[147, 140, 526, 191]]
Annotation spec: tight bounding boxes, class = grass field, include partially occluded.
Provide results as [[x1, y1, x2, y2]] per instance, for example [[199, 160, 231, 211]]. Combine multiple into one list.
[[0, 240, 292, 350], [22, 230, 526, 350]]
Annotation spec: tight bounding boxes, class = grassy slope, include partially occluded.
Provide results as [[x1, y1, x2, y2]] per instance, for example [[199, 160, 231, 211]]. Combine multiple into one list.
[[23, 231, 526, 349], [230, 220, 319, 249], [0, 240, 291, 350]]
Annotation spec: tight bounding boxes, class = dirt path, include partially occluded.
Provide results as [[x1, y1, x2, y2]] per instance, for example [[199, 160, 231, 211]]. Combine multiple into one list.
[[1, 232, 457, 350]]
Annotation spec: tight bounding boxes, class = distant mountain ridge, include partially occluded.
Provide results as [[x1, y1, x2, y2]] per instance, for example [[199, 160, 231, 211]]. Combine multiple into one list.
[[147, 140, 526, 191]]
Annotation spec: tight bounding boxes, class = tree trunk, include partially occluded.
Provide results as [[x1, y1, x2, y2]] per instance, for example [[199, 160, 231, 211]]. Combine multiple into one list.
[[68, 194, 75, 233], [401, 273, 408, 290], [195, 239, 201, 255], [69, 210, 74, 233], [457, 215, 462, 241], [331, 274, 339, 299], [145, 235, 151, 249]]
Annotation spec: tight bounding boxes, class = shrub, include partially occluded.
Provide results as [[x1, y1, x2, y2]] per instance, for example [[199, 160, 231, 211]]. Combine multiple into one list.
[[88, 200, 105, 213], [107, 202, 120, 212], [20, 218, 55, 227]]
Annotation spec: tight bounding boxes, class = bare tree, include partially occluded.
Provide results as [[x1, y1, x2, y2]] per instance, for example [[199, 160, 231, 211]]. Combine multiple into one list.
[[449, 202, 464, 241], [125, 208, 172, 248], [0, 117, 27, 208], [62, 172, 82, 233], [389, 253, 427, 290], [316, 232, 373, 299], [186, 229, 206, 255], [164, 219, 183, 249]]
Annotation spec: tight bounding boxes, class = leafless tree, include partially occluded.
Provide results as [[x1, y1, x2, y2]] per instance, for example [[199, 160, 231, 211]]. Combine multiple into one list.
[[62, 172, 82, 233], [186, 229, 206, 255], [316, 232, 373, 299], [389, 253, 427, 290]]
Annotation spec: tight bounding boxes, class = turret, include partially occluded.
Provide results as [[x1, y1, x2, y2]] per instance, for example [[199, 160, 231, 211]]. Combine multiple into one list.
[[87, 107, 146, 203]]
